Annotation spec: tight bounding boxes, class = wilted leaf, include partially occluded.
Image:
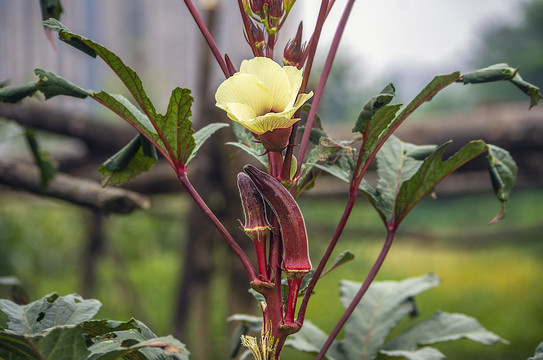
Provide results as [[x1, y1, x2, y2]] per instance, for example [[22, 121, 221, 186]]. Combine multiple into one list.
[[461, 64, 542, 108], [0, 293, 101, 335], [0, 83, 38, 103], [384, 311, 508, 351], [34, 68, 91, 99]]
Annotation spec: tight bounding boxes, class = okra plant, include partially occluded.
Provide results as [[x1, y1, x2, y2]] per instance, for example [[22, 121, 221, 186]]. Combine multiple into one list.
[[0, 1, 542, 360]]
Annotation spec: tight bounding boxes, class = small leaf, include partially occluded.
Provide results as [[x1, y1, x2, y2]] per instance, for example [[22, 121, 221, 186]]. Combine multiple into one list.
[[487, 145, 517, 224], [227, 314, 263, 333], [461, 63, 518, 83], [352, 83, 396, 133], [0, 83, 38, 103], [187, 122, 229, 164], [0, 277, 30, 306], [34, 68, 91, 99], [0, 293, 101, 335], [99, 135, 158, 187], [0, 325, 90, 360], [384, 311, 508, 351], [381, 346, 445, 360], [321, 250, 355, 277], [461, 64, 542, 108]]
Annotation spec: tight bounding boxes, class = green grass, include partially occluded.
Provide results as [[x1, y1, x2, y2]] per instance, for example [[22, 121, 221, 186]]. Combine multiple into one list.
[[0, 188, 542, 359]]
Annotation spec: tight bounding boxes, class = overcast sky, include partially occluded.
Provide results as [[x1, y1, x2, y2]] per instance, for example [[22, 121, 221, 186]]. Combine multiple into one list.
[[301, 0, 530, 84]]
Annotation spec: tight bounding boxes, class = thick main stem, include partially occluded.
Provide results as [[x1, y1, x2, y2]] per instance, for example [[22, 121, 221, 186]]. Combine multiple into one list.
[[315, 229, 396, 360], [178, 173, 258, 282]]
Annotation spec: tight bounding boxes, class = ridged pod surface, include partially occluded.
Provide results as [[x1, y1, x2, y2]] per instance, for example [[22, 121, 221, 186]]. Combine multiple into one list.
[[244, 164, 311, 275]]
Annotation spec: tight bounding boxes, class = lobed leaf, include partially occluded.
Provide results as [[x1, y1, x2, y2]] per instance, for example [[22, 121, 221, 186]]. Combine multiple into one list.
[[384, 311, 508, 351], [380, 347, 445, 360], [155, 87, 196, 167], [0, 325, 89, 360], [0, 293, 101, 335], [336, 274, 440, 360]]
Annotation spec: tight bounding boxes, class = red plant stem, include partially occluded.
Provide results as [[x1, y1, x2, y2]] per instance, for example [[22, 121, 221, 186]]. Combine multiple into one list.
[[300, 0, 329, 94], [177, 173, 258, 282], [297, 0, 356, 173], [237, 0, 259, 57], [315, 229, 396, 360], [253, 234, 269, 281], [183, 0, 231, 78]]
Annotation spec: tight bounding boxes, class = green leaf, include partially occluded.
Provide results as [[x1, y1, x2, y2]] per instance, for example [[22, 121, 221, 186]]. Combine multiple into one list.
[[336, 274, 440, 360], [380, 347, 445, 360], [0, 293, 101, 335], [34, 68, 91, 99], [461, 63, 518, 83], [39, 0, 64, 21], [352, 83, 396, 133], [24, 129, 57, 188], [155, 87, 195, 166], [384, 311, 508, 351], [0, 325, 89, 360], [99, 135, 158, 187], [227, 142, 268, 168], [88, 334, 189, 360], [0, 119, 25, 144], [0, 83, 38, 103], [510, 73, 543, 109], [285, 320, 340, 360], [393, 140, 488, 226], [461, 64, 542, 108], [528, 342, 543, 360], [187, 123, 229, 164], [0, 276, 30, 306], [43, 19, 157, 119], [360, 136, 489, 227], [486, 145, 517, 224], [321, 250, 355, 277]]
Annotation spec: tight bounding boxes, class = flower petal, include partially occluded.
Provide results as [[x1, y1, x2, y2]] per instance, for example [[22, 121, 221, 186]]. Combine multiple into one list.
[[283, 65, 304, 105], [215, 73, 273, 116], [240, 57, 292, 111], [223, 102, 257, 124]]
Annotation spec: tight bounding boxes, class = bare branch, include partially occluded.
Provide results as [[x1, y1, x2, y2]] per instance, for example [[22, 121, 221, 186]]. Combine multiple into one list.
[[0, 159, 150, 214]]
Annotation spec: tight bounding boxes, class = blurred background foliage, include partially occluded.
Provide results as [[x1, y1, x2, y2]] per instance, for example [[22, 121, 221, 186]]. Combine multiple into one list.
[[1, 0, 542, 360]]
